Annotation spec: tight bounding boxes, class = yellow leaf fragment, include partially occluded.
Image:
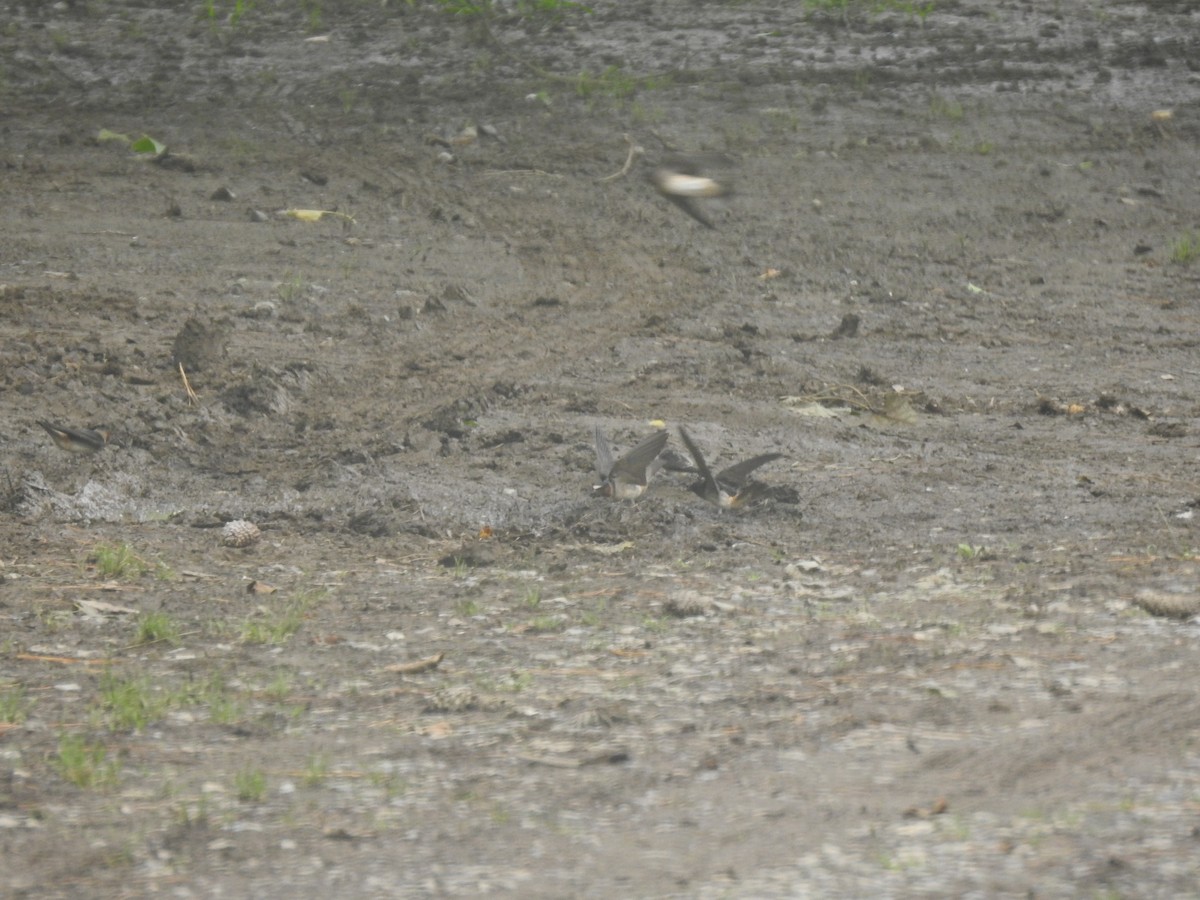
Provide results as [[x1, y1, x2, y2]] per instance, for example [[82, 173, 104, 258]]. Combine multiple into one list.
[[284, 208, 330, 222], [281, 208, 355, 224]]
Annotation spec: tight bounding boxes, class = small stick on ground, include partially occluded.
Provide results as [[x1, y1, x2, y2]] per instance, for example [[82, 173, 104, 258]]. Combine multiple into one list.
[[600, 134, 644, 182], [384, 651, 445, 675], [179, 362, 198, 404]]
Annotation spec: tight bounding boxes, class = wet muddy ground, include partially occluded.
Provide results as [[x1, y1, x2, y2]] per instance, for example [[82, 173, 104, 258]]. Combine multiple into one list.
[[2, 0, 1200, 895]]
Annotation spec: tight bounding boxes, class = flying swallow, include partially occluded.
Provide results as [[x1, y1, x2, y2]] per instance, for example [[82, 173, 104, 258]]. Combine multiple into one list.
[[37, 420, 110, 455], [593, 427, 669, 500], [651, 154, 730, 229], [677, 425, 784, 509]]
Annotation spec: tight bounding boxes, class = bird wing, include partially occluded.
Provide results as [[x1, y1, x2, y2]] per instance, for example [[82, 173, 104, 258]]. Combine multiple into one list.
[[717, 453, 785, 489], [593, 426, 615, 478], [610, 430, 669, 484], [677, 426, 720, 497]]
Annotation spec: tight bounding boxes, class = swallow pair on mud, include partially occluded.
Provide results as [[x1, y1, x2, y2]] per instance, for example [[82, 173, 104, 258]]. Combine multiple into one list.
[[593, 425, 783, 508], [37, 420, 110, 455]]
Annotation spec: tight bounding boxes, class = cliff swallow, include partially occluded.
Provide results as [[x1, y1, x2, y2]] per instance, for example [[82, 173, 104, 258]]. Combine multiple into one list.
[[37, 420, 110, 455], [678, 425, 784, 509], [651, 154, 730, 229], [593, 427, 669, 499]]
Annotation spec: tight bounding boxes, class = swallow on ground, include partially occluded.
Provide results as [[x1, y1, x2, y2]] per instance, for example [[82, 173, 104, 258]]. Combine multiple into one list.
[[593, 427, 669, 500], [37, 420, 110, 455], [677, 425, 784, 509], [650, 154, 730, 229]]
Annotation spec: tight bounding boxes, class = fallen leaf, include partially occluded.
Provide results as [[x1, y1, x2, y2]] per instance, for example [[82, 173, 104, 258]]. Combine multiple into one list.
[[281, 208, 355, 224], [131, 135, 166, 155]]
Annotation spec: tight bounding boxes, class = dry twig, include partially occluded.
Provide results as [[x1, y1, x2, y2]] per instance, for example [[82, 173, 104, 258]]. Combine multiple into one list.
[[600, 134, 644, 182], [179, 362, 198, 404]]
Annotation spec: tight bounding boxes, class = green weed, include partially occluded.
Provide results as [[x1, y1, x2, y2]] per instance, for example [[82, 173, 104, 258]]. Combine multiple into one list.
[[956, 543, 988, 560], [201, 0, 256, 29], [455, 597, 482, 616], [100, 670, 171, 732], [178, 672, 244, 724], [90, 543, 149, 580], [300, 0, 322, 31], [206, 692, 245, 726], [134, 611, 180, 647], [241, 590, 325, 645], [575, 66, 669, 101], [0, 684, 29, 723], [235, 768, 267, 802], [278, 273, 307, 302], [303, 753, 331, 787], [173, 795, 210, 829], [579, 605, 605, 627], [56, 734, 119, 788], [929, 95, 964, 121], [263, 671, 293, 701], [1170, 230, 1200, 265]]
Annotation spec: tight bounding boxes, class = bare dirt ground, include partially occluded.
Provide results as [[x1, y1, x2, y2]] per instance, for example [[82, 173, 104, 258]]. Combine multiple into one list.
[[2, 0, 1200, 896]]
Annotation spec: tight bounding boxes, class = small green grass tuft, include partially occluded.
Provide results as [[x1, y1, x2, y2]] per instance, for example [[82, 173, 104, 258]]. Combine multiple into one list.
[[574, 66, 669, 101], [929, 94, 964, 121], [956, 543, 994, 561], [55, 734, 119, 789], [455, 597, 482, 616], [303, 753, 331, 787], [201, 0, 256, 30], [134, 611, 181, 647], [91, 543, 150, 580], [277, 272, 308, 302], [263, 671, 293, 701], [0, 684, 29, 723], [1170, 230, 1200, 265], [210, 695, 246, 725], [241, 590, 326, 645], [100, 670, 171, 732], [235, 768, 267, 802]]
